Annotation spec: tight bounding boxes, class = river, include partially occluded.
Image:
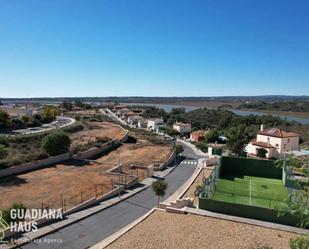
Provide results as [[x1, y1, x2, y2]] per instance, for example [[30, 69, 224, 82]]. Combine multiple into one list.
[[122, 103, 309, 125]]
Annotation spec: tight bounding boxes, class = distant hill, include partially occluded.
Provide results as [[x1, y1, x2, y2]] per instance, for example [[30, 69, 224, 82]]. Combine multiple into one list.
[[1, 95, 309, 105]]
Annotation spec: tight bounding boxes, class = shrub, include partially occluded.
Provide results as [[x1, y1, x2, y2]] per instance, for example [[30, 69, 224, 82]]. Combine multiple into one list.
[[256, 148, 267, 158], [290, 236, 309, 249], [1, 202, 27, 223], [196, 142, 208, 153], [0, 136, 9, 147], [175, 144, 184, 154], [0, 144, 8, 160], [62, 124, 84, 133], [41, 131, 71, 156]]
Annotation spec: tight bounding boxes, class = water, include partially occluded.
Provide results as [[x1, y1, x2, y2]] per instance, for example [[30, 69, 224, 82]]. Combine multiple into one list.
[[230, 109, 309, 125], [122, 102, 309, 125]]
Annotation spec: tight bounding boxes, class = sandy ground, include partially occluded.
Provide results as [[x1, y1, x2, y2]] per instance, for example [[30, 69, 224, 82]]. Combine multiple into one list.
[[0, 160, 118, 210], [183, 166, 214, 206], [0, 130, 173, 210], [70, 122, 126, 149], [96, 144, 173, 181], [96, 144, 172, 167], [107, 210, 299, 249]]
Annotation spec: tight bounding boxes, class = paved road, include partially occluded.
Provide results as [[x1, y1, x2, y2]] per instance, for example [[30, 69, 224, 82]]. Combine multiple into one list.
[[22, 144, 200, 249]]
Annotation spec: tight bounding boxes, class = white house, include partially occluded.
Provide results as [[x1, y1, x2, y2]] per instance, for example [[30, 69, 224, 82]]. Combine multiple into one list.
[[147, 118, 165, 131], [173, 122, 191, 134], [138, 119, 148, 128], [127, 115, 144, 125], [245, 125, 300, 159]]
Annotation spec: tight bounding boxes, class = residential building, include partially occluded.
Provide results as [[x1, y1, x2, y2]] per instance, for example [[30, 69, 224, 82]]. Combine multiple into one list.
[[138, 119, 148, 128], [190, 130, 208, 142], [127, 115, 144, 125], [173, 122, 191, 134], [147, 118, 165, 131], [245, 125, 300, 159], [113, 104, 127, 110], [117, 108, 130, 117]]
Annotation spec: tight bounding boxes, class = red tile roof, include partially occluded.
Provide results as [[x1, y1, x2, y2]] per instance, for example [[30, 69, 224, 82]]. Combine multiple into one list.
[[251, 141, 274, 149], [257, 128, 299, 138]]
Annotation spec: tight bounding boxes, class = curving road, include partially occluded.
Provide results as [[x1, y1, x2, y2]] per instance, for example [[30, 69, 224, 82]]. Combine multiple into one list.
[[22, 144, 201, 249]]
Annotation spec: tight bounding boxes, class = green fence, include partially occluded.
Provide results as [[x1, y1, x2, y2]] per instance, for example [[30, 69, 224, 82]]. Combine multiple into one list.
[[220, 156, 282, 179], [199, 198, 304, 228]]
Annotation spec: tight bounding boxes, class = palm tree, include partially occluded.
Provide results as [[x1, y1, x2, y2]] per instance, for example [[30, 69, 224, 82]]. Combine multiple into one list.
[[152, 180, 168, 206]]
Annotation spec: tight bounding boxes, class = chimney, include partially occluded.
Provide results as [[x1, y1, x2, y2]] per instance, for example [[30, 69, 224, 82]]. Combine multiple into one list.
[[260, 124, 264, 131]]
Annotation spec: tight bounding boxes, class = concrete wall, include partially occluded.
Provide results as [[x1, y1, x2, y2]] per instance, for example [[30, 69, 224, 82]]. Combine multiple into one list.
[[155, 148, 176, 171], [0, 153, 70, 178], [72, 141, 115, 160]]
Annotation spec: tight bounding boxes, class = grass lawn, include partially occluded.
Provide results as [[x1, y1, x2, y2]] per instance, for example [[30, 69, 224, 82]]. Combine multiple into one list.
[[212, 176, 288, 209]]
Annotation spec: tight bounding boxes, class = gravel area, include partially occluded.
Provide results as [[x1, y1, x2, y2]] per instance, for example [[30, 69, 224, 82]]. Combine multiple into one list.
[[107, 210, 299, 249]]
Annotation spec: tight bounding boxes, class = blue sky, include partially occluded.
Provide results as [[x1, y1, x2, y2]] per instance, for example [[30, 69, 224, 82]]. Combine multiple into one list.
[[1, 0, 309, 97]]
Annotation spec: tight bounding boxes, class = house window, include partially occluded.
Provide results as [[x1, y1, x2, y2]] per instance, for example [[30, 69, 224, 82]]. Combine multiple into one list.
[[267, 137, 270, 142], [284, 144, 287, 149], [275, 144, 279, 148], [288, 138, 290, 143]]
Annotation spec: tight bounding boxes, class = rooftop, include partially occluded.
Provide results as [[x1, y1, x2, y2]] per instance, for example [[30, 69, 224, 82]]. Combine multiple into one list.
[[257, 128, 299, 138]]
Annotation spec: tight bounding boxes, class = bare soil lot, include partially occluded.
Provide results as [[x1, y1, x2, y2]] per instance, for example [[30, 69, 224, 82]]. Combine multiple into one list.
[[70, 122, 126, 149], [0, 124, 173, 210], [107, 210, 299, 249], [0, 160, 118, 210], [96, 144, 173, 180]]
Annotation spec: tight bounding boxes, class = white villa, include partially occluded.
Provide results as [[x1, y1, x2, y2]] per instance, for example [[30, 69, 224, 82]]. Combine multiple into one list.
[[147, 118, 165, 131], [245, 125, 300, 159], [173, 122, 191, 134]]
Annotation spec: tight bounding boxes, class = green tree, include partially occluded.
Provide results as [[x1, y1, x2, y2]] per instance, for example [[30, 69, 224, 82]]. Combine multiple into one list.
[[175, 144, 184, 154], [152, 180, 168, 206], [256, 148, 267, 158], [42, 106, 60, 122], [204, 129, 219, 143], [227, 125, 250, 156], [0, 110, 9, 127], [0, 145, 8, 160], [21, 115, 30, 124], [41, 132, 71, 156]]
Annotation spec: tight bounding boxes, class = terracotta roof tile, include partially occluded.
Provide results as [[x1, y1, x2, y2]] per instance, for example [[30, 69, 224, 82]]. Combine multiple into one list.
[[257, 128, 299, 138]]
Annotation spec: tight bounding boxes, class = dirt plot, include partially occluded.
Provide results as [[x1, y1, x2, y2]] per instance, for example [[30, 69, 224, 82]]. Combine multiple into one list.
[[96, 144, 172, 166], [107, 210, 299, 249], [70, 122, 126, 149], [0, 133, 173, 210], [0, 160, 119, 210], [96, 144, 173, 180]]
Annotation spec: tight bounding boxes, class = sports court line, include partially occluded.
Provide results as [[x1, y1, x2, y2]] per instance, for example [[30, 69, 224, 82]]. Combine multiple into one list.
[[249, 180, 252, 205]]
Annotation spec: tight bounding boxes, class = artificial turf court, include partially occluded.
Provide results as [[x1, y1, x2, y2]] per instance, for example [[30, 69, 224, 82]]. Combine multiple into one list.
[[211, 175, 289, 209]]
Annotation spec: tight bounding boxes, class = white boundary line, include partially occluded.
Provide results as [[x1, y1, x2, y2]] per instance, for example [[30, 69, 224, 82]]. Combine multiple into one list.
[[249, 179, 252, 205]]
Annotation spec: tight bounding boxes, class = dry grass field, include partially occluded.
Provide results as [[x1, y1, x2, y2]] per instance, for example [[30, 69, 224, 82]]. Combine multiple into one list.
[[0, 122, 173, 210]]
